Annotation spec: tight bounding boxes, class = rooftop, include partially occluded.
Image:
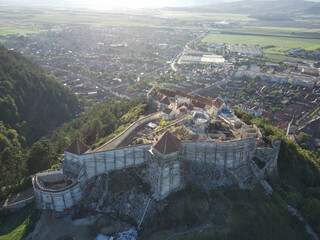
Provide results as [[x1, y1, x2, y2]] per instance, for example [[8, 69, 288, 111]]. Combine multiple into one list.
[[65, 138, 90, 155], [153, 130, 181, 155]]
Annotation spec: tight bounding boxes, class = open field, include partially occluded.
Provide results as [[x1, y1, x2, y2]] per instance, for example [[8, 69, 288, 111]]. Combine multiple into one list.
[[203, 33, 320, 51], [202, 32, 320, 61], [223, 26, 320, 37]]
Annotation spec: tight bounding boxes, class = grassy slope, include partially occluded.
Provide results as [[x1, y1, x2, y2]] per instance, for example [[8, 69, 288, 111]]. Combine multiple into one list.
[[0, 205, 40, 240], [143, 188, 312, 240]]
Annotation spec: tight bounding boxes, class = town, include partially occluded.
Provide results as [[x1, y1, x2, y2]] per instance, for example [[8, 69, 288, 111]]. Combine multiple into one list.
[[1, 23, 319, 154]]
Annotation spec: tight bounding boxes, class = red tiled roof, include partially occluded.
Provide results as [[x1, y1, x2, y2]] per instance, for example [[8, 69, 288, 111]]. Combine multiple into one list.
[[194, 101, 206, 109], [155, 93, 164, 102], [153, 131, 181, 155], [158, 89, 177, 98], [163, 107, 173, 115], [187, 104, 194, 111], [160, 96, 171, 105], [65, 138, 90, 155], [176, 90, 190, 98], [212, 98, 224, 108]]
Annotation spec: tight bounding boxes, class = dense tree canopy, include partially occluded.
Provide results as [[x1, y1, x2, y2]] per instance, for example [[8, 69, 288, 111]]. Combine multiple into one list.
[[0, 45, 79, 144], [0, 45, 79, 197]]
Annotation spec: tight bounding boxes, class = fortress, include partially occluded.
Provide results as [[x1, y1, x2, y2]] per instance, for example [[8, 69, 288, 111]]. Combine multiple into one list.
[[33, 88, 280, 212]]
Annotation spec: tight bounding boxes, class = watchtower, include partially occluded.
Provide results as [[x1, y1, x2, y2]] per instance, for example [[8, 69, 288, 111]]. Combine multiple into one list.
[[148, 131, 183, 200]]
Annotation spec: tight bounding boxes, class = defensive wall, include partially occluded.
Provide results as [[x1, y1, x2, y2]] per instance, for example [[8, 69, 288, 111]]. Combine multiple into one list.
[[72, 138, 257, 180], [34, 136, 279, 211], [94, 112, 163, 152], [182, 138, 256, 169], [33, 168, 85, 211], [81, 144, 151, 179]]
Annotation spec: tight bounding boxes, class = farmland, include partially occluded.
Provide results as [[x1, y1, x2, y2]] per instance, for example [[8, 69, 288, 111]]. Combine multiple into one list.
[[202, 32, 320, 61]]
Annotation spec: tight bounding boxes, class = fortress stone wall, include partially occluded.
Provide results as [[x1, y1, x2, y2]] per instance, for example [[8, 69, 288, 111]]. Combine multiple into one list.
[[32, 87, 280, 211], [33, 169, 85, 211], [182, 138, 256, 169], [82, 144, 151, 179], [33, 136, 279, 211]]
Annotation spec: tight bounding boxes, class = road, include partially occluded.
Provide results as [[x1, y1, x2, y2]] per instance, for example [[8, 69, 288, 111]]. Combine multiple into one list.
[[191, 78, 228, 95]]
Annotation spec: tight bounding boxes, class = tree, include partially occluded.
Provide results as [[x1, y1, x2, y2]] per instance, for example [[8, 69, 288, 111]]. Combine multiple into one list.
[[27, 138, 55, 174]]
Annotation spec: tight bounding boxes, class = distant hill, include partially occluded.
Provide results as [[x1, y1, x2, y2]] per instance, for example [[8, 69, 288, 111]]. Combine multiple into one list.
[[0, 45, 78, 145], [164, 0, 320, 19]]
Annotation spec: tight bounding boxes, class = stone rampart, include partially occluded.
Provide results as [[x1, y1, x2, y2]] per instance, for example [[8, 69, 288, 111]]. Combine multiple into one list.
[[94, 112, 163, 152], [255, 140, 280, 174], [82, 144, 151, 179], [33, 137, 279, 211], [181, 138, 256, 169], [33, 168, 86, 211]]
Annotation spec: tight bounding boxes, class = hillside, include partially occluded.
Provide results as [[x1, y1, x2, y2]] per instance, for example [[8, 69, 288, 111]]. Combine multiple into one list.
[[0, 45, 79, 198], [0, 45, 79, 145]]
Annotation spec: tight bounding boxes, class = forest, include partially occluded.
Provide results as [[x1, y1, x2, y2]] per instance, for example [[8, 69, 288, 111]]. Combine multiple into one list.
[[0, 45, 147, 200]]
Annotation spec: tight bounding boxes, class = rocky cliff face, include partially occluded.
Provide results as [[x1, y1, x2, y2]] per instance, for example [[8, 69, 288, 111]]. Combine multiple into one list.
[[81, 167, 167, 223]]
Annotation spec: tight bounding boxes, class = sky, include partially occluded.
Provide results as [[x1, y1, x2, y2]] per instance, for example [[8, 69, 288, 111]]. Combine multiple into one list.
[[5, 0, 320, 10], [67, 0, 233, 9], [5, 0, 237, 9]]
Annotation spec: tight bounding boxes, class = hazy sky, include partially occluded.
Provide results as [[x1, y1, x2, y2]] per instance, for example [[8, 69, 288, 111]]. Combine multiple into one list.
[[71, 0, 229, 9], [6, 0, 320, 9], [23, 0, 237, 9]]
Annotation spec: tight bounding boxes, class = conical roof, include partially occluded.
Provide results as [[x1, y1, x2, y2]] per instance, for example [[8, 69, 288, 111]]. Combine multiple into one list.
[[153, 131, 181, 155], [65, 138, 90, 155]]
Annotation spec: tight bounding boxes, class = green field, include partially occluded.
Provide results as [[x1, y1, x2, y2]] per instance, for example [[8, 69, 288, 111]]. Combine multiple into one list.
[[224, 26, 320, 37], [0, 205, 40, 240], [202, 33, 320, 61]]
